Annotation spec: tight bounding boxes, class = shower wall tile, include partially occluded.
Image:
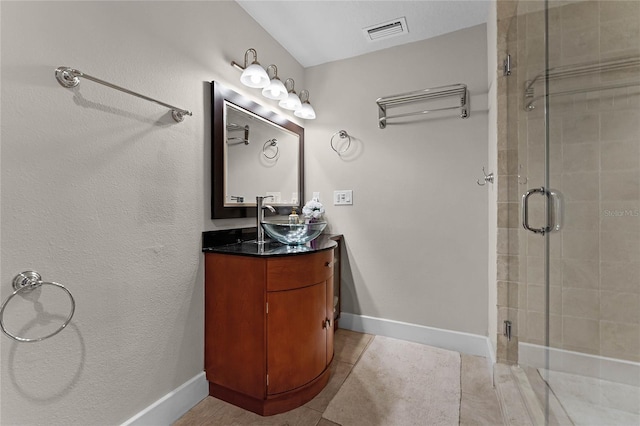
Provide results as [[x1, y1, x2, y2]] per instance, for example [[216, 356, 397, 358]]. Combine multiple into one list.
[[601, 291, 640, 324], [562, 113, 600, 144], [600, 201, 640, 232], [525, 256, 544, 285], [563, 202, 599, 231], [527, 232, 562, 259], [600, 261, 640, 294], [600, 321, 640, 362], [526, 256, 562, 286], [497, 334, 519, 364], [549, 314, 563, 347], [527, 284, 562, 314], [528, 140, 561, 178], [497, 227, 520, 255], [499, 254, 521, 282], [560, 1, 599, 31], [562, 143, 599, 172], [600, 170, 640, 201], [498, 149, 519, 175], [526, 312, 563, 347], [562, 288, 600, 320], [562, 230, 599, 260], [526, 310, 545, 342], [525, 36, 552, 69], [563, 259, 599, 290], [498, 202, 520, 228], [498, 175, 520, 202], [600, 231, 640, 263], [601, 141, 640, 171], [561, 172, 600, 201], [499, 306, 520, 333], [527, 233, 543, 258], [498, 281, 521, 308], [563, 316, 600, 354], [548, 232, 562, 258], [560, 26, 600, 65], [601, 110, 640, 141], [600, 16, 640, 56], [599, 0, 640, 23]]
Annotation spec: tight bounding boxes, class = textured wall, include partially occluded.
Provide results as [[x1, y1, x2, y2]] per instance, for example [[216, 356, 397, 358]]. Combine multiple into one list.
[[304, 25, 489, 335], [0, 1, 303, 424]]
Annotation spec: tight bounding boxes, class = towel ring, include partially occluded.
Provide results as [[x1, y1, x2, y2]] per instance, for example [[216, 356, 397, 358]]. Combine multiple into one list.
[[331, 130, 351, 155], [0, 271, 75, 343], [262, 139, 279, 160]]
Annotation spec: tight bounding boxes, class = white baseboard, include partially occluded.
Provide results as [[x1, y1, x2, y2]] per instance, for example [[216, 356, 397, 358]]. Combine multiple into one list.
[[340, 312, 494, 360], [122, 372, 208, 426], [120, 314, 496, 426], [519, 342, 640, 387]]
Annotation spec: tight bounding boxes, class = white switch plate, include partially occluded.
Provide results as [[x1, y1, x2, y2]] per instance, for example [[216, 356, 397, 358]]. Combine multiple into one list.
[[334, 190, 353, 205]]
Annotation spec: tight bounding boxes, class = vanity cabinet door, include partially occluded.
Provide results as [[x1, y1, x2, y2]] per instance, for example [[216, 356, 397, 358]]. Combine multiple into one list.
[[326, 275, 334, 363], [267, 282, 327, 395], [204, 254, 266, 400]]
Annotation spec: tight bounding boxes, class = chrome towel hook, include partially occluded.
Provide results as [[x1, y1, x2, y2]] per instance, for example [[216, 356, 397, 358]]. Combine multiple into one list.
[[0, 271, 75, 343], [477, 167, 494, 186]]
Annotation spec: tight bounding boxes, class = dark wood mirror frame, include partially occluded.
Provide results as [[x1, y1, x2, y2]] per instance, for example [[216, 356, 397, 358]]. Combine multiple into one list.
[[211, 81, 304, 219]]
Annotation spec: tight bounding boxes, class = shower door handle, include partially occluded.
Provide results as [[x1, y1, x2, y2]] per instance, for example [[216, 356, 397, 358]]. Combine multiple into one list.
[[548, 189, 563, 232], [522, 187, 549, 235]]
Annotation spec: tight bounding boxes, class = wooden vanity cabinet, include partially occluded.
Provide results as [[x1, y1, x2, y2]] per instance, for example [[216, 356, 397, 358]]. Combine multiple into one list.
[[204, 248, 335, 416]]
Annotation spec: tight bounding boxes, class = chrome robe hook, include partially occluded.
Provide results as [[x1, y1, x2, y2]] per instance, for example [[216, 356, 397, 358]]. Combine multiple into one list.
[[477, 167, 494, 186]]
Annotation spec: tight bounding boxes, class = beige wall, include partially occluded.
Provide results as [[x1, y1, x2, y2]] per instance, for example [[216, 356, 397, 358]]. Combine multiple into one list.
[[304, 24, 489, 335], [0, 1, 303, 424], [1, 2, 492, 424]]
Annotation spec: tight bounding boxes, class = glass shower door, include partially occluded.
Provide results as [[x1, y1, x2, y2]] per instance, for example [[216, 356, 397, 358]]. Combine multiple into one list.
[[517, 1, 640, 424]]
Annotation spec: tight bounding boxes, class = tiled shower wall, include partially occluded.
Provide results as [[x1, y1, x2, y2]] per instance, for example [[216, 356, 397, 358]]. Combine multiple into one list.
[[496, 0, 640, 364]]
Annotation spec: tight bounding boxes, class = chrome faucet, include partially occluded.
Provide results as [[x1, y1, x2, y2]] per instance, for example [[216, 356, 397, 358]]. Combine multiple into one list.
[[256, 195, 276, 244]]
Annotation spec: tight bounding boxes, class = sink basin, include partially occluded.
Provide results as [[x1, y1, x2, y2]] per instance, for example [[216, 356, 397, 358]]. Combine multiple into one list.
[[262, 221, 327, 245]]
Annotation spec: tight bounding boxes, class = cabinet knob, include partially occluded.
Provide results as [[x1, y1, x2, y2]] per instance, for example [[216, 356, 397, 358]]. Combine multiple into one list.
[[322, 318, 332, 329], [325, 261, 333, 268]]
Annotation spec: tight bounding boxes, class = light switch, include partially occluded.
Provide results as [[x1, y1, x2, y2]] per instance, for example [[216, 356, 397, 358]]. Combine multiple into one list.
[[334, 190, 353, 205]]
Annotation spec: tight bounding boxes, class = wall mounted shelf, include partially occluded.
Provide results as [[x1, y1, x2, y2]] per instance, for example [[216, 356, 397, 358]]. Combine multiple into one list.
[[376, 83, 469, 129]]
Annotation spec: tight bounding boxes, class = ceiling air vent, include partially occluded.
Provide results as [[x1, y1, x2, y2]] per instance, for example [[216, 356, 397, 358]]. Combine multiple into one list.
[[363, 17, 409, 41]]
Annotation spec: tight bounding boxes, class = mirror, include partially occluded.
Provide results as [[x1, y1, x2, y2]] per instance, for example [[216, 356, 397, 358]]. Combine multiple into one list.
[[211, 81, 304, 219]]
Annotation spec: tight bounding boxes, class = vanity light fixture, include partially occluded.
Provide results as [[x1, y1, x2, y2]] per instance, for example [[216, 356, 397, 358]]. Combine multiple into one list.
[[261, 65, 288, 100], [230, 50, 317, 119], [294, 90, 316, 120], [232, 48, 270, 88], [279, 78, 302, 111]]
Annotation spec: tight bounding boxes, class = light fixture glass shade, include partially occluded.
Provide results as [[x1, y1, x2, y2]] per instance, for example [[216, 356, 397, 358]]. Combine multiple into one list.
[[279, 91, 302, 110], [294, 102, 316, 119], [240, 63, 270, 88], [262, 78, 288, 100]]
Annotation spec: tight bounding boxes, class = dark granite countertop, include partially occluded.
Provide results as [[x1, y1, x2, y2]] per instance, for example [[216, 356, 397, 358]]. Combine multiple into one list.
[[202, 227, 337, 257]]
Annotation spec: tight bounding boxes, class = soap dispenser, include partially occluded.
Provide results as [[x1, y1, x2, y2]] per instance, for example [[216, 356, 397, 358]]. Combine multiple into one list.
[[288, 208, 299, 224]]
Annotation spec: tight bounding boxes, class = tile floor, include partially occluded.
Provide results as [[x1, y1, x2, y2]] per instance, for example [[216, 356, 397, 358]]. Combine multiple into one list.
[[174, 329, 505, 426]]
